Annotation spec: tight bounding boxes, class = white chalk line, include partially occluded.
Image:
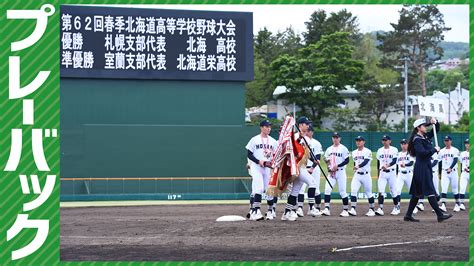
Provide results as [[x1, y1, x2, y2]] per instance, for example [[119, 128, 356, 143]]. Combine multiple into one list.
[[333, 236, 453, 252]]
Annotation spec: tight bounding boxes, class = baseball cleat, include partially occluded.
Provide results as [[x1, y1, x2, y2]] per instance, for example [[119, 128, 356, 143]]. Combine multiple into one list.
[[272, 209, 277, 218], [296, 207, 304, 217], [375, 208, 384, 216], [281, 210, 297, 221], [365, 209, 375, 217], [348, 207, 357, 216], [308, 207, 319, 217], [460, 203, 466, 211], [265, 211, 274, 220], [453, 204, 460, 212], [251, 209, 264, 221], [321, 207, 331, 216], [416, 202, 425, 211], [340, 210, 349, 217], [390, 207, 400, 216], [413, 206, 419, 214], [246, 209, 252, 219], [440, 203, 447, 212]]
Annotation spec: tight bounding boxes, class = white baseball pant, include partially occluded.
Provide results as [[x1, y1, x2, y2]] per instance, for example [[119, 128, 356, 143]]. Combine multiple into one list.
[[324, 168, 347, 198]]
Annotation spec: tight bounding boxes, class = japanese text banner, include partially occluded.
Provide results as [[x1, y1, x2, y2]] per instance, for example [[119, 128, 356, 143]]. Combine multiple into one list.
[[1, 1, 60, 264]]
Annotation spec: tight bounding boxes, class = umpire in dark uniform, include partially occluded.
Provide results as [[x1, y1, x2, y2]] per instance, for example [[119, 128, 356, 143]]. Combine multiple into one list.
[[404, 117, 452, 222]]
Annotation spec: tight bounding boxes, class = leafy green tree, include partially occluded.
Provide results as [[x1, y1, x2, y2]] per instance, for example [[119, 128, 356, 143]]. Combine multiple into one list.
[[303, 9, 360, 45], [354, 33, 402, 131], [377, 5, 451, 96], [326, 107, 360, 131], [246, 27, 303, 107], [271, 32, 364, 127]]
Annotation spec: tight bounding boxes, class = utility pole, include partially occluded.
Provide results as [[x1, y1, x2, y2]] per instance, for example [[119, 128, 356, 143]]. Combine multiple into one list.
[[403, 58, 409, 133]]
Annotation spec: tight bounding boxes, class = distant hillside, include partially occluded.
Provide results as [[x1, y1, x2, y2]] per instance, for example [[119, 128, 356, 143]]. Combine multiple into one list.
[[438, 41, 469, 59], [369, 31, 468, 60]]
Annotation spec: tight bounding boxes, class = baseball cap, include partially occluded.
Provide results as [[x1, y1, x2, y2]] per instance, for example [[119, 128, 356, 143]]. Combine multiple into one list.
[[297, 116, 311, 125], [444, 135, 452, 141], [400, 138, 408, 144], [382, 135, 391, 141], [355, 135, 365, 141], [259, 120, 271, 127], [332, 132, 341, 138], [413, 118, 428, 128], [464, 138, 469, 144]]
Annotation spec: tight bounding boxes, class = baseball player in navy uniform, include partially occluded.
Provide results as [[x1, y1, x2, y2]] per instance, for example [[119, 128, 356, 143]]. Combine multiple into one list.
[[245, 120, 278, 221], [459, 138, 469, 211], [375, 135, 400, 216], [439, 135, 461, 212], [281, 117, 319, 221], [348, 136, 375, 217], [296, 125, 323, 217], [396, 139, 415, 212], [322, 132, 350, 217]]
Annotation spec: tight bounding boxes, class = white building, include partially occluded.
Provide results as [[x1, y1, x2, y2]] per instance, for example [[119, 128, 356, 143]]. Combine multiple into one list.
[[267, 84, 468, 129], [404, 84, 469, 125]]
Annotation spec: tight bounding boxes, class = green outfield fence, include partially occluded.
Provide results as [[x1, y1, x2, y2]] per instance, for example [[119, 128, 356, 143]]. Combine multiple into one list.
[[60, 125, 468, 201]]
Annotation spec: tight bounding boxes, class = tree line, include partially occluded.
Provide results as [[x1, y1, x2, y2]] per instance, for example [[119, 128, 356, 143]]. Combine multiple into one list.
[[245, 5, 469, 132]]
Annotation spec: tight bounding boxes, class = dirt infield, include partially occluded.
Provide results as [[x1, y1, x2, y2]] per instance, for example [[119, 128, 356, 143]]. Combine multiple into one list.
[[61, 202, 469, 261]]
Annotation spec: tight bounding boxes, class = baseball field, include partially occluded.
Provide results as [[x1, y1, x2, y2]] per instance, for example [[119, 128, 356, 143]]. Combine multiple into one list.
[[60, 201, 468, 261]]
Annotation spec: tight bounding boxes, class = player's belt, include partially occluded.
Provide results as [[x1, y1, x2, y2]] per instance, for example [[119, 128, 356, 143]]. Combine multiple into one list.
[[356, 171, 368, 175], [443, 168, 456, 172], [382, 169, 395, 173], [336, 168, 344, 171], [400, 170, 411, 174], [306, 166, 313, 169]]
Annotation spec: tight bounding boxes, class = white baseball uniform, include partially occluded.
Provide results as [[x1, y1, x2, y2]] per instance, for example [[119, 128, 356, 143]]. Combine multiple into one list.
[[376, 146, 398, 198], [431, 153, 440, 194], [289, 133, 317, 197], [245, 135, 278, 196], [351, 147, 373, 198], [459, 150, 469, 195], [299, 137, 323, 195], [396, 151, 415, 195], [324, 144, 350, 198], [439, 146, 460, 195]]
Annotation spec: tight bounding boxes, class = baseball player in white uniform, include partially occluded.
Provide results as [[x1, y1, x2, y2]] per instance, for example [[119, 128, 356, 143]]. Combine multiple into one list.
[[281, 117, 320, 221], [459, 138, 469, 211], [439, 135, 461, 212], [245, 120, 278, 221], [414, 152, 440, 214], [375, 135, 399, 216], [396, 139, 415, 212], [296, 125, 323, 217], [348, 135, 375, 217], [322, 132, 350, 217]]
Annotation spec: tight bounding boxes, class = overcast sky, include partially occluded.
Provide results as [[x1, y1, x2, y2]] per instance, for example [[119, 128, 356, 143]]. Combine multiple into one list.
[[115, 4, 469, 43]]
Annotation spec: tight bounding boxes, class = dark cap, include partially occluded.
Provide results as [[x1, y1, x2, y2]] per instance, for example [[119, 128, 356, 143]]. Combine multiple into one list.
[[259, 120, 271, 127], [355, 135, 365, 141], [444, 135, 452, 141], [382, 135, 391, 141], [400, 138, 408, 144], [464, 138, 469, 144], [332, 132, 341, 138], [297, 116, 311, 125]]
